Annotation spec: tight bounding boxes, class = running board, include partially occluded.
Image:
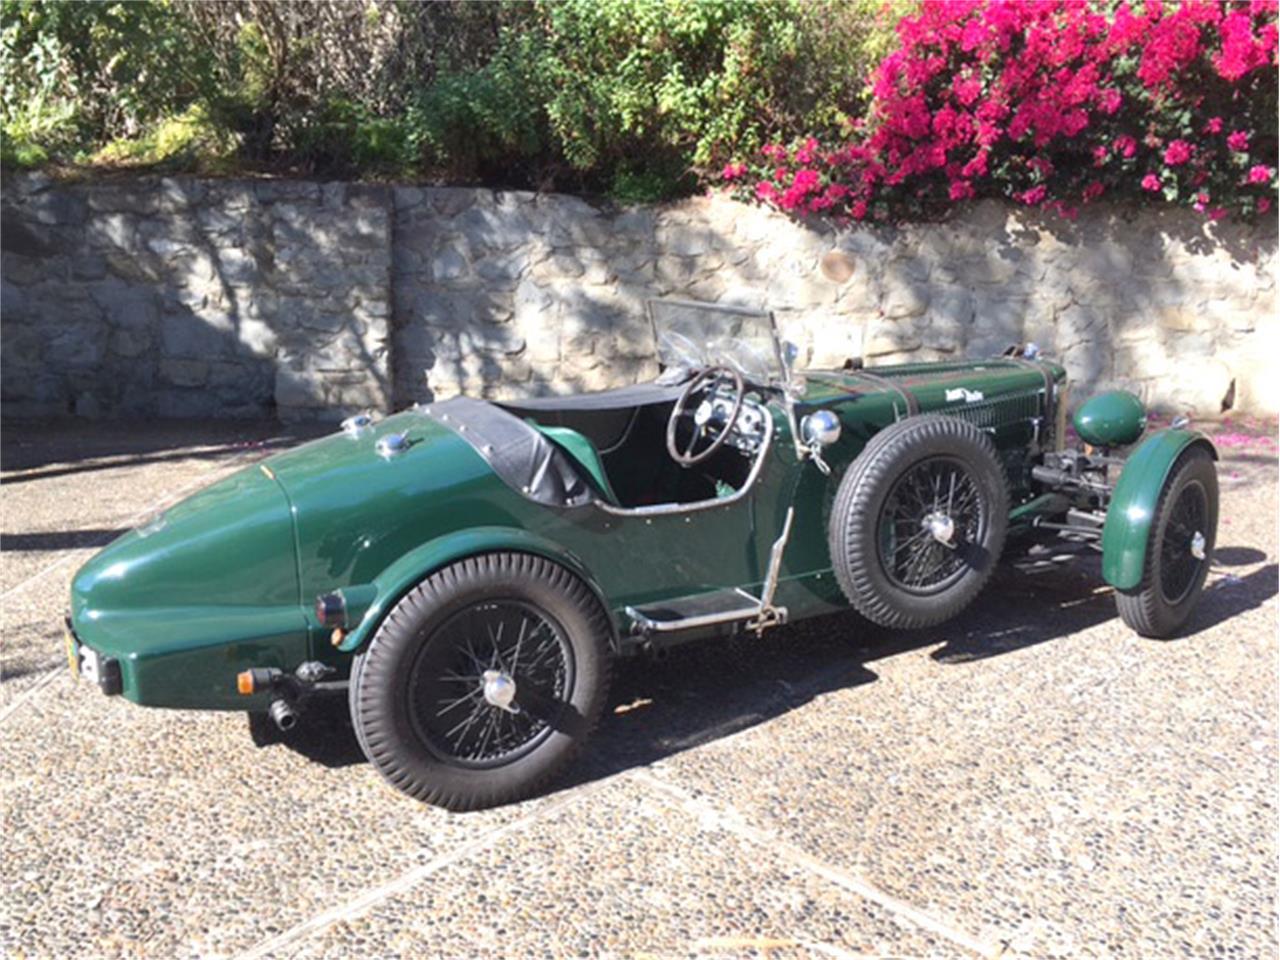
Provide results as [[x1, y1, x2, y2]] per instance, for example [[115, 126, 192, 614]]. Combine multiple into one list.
[[626, 588, 766, 633], [625, 507, 794, 637]]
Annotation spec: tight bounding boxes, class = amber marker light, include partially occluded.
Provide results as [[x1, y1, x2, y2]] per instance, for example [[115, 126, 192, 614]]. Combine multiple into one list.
[[237, 670, 255, 695]]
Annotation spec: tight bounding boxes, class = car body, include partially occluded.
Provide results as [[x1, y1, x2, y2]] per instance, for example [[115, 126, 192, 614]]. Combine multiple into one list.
[[68, 300, 1219, 808]]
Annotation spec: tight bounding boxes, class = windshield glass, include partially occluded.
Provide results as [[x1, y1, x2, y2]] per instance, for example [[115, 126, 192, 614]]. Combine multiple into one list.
[[647, 300, 784, 384]]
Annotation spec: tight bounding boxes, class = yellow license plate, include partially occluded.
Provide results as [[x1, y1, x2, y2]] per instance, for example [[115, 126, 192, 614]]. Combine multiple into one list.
[[65, 627, 80, 679]]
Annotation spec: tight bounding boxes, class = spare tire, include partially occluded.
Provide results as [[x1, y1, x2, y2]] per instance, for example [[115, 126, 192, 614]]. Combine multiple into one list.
[[829, 414, 1008, 629]]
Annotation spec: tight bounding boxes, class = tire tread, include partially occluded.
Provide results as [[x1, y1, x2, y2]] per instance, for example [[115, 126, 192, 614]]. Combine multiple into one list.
[[828, 414, 1008, 629], [350, 552, 612, 810], [1115, 447, 1217, 639]]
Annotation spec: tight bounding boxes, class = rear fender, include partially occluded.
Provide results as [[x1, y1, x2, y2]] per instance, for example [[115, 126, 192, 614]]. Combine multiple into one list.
[[1101, 429, 1218, 590], [335, 527, 616, 654]]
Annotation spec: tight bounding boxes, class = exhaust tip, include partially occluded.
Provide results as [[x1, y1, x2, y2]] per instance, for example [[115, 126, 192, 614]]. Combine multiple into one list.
[[269, 698, 299, 732]]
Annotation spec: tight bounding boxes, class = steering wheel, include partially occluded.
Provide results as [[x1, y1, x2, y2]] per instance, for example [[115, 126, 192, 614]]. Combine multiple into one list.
[[666, 366, 745, 467]]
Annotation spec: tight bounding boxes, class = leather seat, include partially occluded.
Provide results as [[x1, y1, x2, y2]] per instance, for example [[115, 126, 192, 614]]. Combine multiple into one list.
[[531, 424, 619, 504]]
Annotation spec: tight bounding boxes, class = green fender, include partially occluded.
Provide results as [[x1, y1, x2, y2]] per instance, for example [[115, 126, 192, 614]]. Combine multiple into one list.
[[1101, 429, 1218, 590], [334, 526, 615, 654]]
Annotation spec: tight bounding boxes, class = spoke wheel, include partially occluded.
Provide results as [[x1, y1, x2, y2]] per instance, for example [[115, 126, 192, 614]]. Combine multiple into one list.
[[829, 414, 1008, 629], [1157, 482, 1207, 605], [351, 553, 611, 811], [408, 600, 573, 769], [1116, 447, 1218, 639], [879, 456, 986, 594]]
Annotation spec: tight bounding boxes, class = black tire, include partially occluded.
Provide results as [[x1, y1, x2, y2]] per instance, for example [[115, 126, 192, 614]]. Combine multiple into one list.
[[829, 414, 1008, 629], [1115, 448, 1218, 639], [350, 553, 612, 811], [347, 645, 371, 758]]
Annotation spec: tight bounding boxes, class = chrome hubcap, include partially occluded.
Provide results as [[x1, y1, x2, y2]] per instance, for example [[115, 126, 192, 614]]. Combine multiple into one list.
[[482, 669, 519, 713], [922, 511, 956, 545]]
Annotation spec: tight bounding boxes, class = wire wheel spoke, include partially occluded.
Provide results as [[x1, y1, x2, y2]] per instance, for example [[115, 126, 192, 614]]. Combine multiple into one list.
[[1159, 483, 1207, 604], [408, 599, 573, 769], [880, 456, 984, 593]]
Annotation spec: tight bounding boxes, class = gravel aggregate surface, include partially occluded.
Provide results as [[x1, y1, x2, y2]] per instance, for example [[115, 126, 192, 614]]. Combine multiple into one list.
[[279, 775, 963, 960], [1, 416, 1275, 959]]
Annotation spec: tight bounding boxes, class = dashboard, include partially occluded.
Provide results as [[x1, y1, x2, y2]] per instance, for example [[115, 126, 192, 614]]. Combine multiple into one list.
[[693, 389, 769, 454]]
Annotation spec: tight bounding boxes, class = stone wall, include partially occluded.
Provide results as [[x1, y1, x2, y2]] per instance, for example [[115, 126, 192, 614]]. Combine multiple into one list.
[[3, 172, 1276, 420], [1, 174, 390, 420]]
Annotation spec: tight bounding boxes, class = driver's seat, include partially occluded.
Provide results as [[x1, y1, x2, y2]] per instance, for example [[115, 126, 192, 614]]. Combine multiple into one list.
[[531, 424, 619, 505]]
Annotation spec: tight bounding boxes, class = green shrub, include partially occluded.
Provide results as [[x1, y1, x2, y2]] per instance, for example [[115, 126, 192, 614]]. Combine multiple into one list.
[[396, 0, 895, 195], [1, 0, 215, 163], [91, 104, 238, 171], [402, 29, 551, 181]]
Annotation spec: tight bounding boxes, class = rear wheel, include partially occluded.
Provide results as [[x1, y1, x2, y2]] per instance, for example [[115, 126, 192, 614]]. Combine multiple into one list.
[[829, 414, 1008, 629], [351, 553, 612, 810], [1115, 448, 1218, 638]]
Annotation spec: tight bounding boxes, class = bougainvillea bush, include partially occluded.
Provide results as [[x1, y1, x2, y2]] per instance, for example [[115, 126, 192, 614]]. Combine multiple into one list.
[[731, 0, 1279, 222]]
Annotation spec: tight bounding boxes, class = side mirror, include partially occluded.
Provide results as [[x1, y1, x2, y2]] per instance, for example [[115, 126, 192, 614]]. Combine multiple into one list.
[[782, 340, 800, 369]]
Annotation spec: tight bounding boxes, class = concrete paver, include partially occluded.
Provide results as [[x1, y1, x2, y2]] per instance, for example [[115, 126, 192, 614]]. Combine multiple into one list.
[[278, 774, 965, 960], [1, 416, 1276, 958]]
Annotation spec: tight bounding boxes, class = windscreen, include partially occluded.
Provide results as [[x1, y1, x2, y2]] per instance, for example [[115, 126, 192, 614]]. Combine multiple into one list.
[[647, 299, 784, 385]]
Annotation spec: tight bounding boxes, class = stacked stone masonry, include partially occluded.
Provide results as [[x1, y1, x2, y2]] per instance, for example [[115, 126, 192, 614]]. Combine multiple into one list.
[[3, 172, 1276, 421]]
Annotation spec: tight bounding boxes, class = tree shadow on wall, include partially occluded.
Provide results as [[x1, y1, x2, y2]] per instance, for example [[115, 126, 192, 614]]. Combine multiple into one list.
[[1, 178, 392, 422], [393, 208, 784, 407], [969, 201, 1274, 404], [390, 191, 1275, 413]]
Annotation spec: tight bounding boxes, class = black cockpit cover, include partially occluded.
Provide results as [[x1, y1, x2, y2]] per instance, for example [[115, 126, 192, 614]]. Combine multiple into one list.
[[416, 396, 593, 507]]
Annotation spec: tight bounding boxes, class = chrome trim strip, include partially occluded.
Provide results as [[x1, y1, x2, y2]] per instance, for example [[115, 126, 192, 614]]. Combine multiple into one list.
[[758, 506, 794, 611], [595, 404, 776, 517]]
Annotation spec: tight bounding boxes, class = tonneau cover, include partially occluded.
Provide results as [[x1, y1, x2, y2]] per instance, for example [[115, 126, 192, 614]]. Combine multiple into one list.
[[418, 396, 594, 508]]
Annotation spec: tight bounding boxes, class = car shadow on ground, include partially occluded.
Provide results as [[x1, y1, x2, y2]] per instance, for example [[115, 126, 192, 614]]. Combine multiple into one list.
[[265, 555, 1278, 789]]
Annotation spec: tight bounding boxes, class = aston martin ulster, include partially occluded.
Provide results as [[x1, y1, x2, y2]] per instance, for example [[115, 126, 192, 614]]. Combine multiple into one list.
[[66, 299, 1219, 809]]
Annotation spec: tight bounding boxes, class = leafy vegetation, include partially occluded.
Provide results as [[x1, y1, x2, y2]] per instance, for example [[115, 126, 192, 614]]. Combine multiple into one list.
[[3, 0, 1273, 219], [1, 0, 895, 200], [734, 0, 1279, 221]]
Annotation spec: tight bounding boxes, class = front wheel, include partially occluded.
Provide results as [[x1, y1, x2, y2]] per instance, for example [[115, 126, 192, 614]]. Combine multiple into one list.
[[351, 553, 612, 810], [1115, 448, 1218, 638]]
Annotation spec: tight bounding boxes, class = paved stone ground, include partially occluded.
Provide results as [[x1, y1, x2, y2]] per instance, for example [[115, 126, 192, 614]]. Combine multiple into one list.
[[2, 417, 1276, 959]]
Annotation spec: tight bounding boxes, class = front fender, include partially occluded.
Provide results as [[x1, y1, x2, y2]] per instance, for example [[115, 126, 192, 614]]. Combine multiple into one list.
[[335, 526, 614, 653], [1101, 429, 1218, 590]]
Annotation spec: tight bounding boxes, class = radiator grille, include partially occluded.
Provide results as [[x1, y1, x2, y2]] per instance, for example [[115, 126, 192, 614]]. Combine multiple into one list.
[[943, 390, 1043, 429]]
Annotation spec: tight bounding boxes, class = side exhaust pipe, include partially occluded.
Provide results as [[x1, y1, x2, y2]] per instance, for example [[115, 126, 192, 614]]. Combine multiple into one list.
[[269, 698, 299, 732]]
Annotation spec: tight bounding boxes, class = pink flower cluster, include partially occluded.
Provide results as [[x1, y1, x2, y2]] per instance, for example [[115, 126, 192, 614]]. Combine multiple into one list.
[[731, 0, 1278, 222]]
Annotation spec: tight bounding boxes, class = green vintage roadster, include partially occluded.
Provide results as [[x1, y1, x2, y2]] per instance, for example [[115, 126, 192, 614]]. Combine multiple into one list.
[[67, 300, 1219, 809]]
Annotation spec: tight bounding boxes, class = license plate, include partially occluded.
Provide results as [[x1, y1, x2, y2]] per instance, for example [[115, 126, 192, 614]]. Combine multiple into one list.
[[65, 627, 80, 679], [79, 645, 101, 685], [64, 629, 100, 684]]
